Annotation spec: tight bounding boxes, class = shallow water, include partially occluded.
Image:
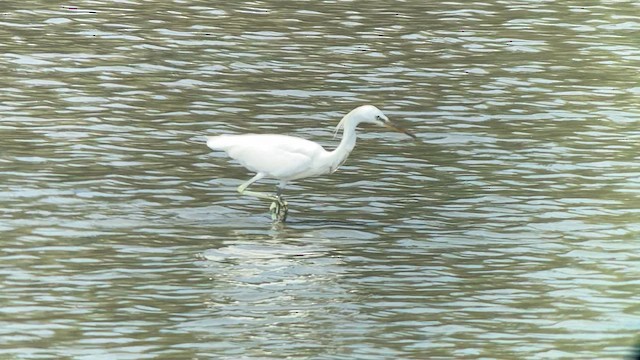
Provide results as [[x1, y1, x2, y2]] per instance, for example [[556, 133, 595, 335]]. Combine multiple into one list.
[[2, 1, 640, 359]]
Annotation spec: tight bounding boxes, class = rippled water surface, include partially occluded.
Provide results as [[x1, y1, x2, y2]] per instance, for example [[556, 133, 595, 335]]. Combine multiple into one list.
[[2, 1, 640, 359]]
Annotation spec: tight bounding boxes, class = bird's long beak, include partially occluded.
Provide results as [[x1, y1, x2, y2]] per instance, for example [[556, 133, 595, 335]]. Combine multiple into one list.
[[384, 120, 417, 139]]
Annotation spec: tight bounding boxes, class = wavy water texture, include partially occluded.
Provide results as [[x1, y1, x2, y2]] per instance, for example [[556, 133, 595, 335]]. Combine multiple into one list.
[[2, 1, 640, 359]]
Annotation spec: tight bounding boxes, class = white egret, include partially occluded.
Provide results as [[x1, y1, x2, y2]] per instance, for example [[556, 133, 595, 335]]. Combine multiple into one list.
[[206, 105, 416, 222]]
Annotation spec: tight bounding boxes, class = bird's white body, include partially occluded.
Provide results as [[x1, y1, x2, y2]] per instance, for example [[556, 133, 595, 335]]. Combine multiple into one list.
[[206, 105, 414, 221], [207, 133, 344, 181]]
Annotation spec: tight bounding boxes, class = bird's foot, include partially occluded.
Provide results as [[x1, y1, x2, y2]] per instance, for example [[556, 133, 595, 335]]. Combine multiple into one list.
[[269, 197, 288, 223]]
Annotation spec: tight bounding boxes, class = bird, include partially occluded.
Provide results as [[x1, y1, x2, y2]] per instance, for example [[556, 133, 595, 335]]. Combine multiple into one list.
[[206, 105, 416, 222]]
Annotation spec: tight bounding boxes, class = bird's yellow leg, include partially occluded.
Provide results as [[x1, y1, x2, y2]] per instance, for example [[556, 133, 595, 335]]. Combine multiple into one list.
[[238, 173, 288, 221], [237, 173, 279, 201], [269, 197, 288, 222], [239, 190, 279, 202]]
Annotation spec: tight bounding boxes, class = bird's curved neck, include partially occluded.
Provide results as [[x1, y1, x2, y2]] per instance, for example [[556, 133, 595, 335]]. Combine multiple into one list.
[[328, 117, 358, 171]]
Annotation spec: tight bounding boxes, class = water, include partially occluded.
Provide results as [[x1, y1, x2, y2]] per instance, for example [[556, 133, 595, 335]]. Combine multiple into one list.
[[2, 1, 640, 359]]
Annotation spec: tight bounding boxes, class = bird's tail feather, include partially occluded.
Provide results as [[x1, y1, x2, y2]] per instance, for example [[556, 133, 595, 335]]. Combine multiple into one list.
[[206, 135, 236, 150]]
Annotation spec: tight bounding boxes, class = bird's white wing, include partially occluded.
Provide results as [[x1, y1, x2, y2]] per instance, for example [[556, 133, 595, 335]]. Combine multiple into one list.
[[207, 134, 326, 179]]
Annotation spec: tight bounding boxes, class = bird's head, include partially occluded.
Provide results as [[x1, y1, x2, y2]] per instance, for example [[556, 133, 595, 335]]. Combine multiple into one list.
[[335, 105, 417, 139]]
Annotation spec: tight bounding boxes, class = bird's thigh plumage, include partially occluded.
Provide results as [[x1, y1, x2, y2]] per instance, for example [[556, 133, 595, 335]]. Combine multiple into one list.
[[227, 144, 316, 179]]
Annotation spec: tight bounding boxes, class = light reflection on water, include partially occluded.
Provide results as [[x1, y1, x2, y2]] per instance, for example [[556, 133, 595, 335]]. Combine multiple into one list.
[[2, 0, 640, 359]]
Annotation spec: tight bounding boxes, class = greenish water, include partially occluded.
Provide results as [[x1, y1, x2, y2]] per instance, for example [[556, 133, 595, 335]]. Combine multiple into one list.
[[2, 1, 640, 359]]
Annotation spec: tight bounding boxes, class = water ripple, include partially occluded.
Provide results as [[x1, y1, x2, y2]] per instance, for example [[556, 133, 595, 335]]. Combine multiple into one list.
[[2, 0, 640, 359]]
